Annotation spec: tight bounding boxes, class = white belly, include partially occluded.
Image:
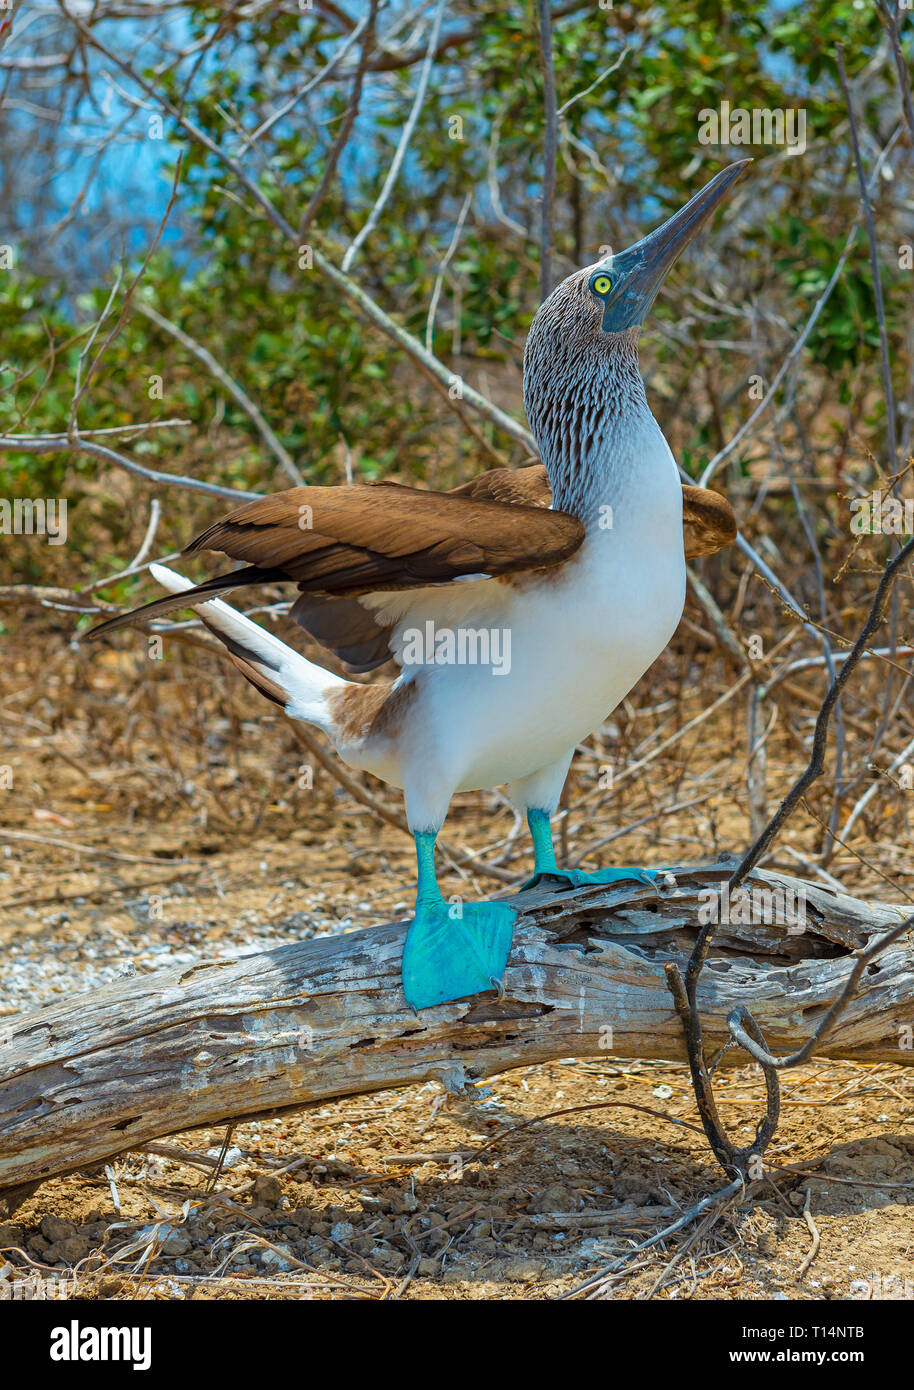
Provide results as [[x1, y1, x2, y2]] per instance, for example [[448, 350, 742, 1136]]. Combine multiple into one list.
[[348, 412, 686, 809], [353, 526, 684, 796], [445, 534, 684, 790]]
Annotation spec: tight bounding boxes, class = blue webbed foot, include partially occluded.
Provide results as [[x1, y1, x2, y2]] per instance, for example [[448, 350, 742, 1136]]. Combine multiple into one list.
[[402, 897, 517, 1010], [522, 810, 659, 894], [521, 865, 658, 892]]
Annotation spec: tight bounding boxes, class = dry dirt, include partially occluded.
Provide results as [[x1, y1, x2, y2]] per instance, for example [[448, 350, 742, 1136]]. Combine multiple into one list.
[[1, 608, 913, 1301]]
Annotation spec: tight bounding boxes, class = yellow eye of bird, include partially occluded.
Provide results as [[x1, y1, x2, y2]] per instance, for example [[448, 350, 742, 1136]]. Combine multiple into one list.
[[592, 274, 612, 296]]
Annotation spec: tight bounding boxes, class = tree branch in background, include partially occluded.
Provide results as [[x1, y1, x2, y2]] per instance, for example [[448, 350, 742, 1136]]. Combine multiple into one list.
[[59, 7, 537, 454], [876, 0, 914, 139], [425, 193, 472, 354], [0, 432, 259, 501], [697, 128, 902, 489], [340, 0, 444, 273], [247, 7, 372, 149], [836, 46, 897, 473], [669, 534, 914, 1177], [298, 0, 379, 240], [133, 301, 303, 485], [534, 0, 558, 302], [68, 152, 184, 428]]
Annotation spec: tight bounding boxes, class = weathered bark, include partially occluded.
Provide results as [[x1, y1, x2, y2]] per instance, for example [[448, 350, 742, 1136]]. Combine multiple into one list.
[[1, 861, 913, 1200]]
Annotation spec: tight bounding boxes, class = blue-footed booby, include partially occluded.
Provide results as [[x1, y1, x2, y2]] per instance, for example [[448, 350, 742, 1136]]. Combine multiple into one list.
[[88, 161, 744, 1010]]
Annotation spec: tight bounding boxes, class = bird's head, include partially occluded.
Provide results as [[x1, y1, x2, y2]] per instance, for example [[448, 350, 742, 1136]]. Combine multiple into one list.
[[577, 158, 750, 335], [524, 160, 750, 469]]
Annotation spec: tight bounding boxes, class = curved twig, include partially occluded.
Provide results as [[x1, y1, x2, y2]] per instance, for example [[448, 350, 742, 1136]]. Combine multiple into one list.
[[667, 534, 914, 1175]]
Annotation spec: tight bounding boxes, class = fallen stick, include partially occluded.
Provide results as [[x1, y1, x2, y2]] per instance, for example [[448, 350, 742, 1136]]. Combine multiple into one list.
[[1, 862, 912, 1204]]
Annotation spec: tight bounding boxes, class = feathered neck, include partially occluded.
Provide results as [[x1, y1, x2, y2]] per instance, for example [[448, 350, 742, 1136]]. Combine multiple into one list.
[[524, 313, 652, 523]]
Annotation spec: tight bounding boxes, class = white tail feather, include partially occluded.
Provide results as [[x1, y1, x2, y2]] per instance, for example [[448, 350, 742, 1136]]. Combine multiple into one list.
[[148, 563, 345, 730]]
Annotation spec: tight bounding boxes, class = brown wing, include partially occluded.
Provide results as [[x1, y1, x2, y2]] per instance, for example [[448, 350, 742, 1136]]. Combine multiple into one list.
[[450, 462, 552, 508], [457, 465, 738, 560], [186, 478, 582, 590], [87, 467, 736, 654], [206, 471, 735, 672], [457, 465, 737, 558], [287, 466, 559, 671], [681, 485, 738, 559], [87, 477, 584, 640]]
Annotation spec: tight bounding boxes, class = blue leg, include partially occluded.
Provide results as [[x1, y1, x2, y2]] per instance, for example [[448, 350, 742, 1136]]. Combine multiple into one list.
[[522, 808, 657, 891], [401, 831, 517, 1009]]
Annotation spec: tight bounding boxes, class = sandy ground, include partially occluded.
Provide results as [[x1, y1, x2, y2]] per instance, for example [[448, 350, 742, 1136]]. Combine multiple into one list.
[[1, 611, 913, 1301]]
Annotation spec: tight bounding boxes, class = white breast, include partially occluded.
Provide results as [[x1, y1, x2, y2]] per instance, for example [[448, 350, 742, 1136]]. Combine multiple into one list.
[[353, 411, 686, 798]]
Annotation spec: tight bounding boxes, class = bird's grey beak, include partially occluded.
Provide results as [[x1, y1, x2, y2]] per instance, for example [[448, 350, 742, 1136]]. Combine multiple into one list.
[[605, 159, 751, 329]]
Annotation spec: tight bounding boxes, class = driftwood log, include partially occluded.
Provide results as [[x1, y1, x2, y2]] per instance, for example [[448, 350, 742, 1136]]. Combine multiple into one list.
[[2, 861, 913, 1200]]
